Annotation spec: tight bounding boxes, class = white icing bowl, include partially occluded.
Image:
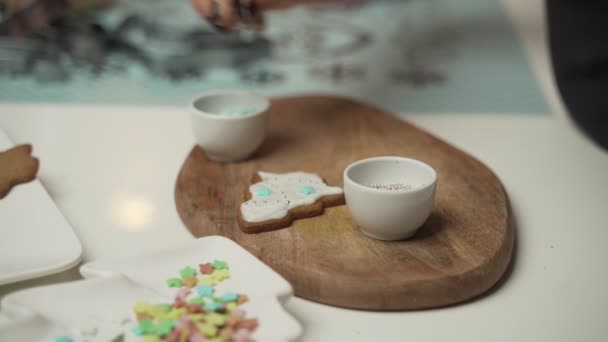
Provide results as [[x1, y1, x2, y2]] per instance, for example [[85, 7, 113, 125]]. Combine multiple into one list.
[[343, 156, 437, 240], [189, 91, 270, 162]]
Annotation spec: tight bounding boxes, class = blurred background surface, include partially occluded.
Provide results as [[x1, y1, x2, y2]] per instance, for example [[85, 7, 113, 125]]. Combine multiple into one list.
[[0, 0, 548, 114]]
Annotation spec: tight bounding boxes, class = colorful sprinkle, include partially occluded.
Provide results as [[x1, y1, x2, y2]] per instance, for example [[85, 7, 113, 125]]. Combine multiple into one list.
[[139, 320, 157, 334], [235, 319, 259, 331], [134, 301, 152, 313], [189, 332, 205, 342], [197, 277, 218, 286], [196, 284, 215, 297], [183, 276, 198, 288], [219, 327, 235, 340], [230, 309, 246, 318], [189, 296, 206, 306], [156, 320, 175, 336], [226, 302, 238, 312], [131, 260, 258, 341], [237, 295, 249, 305], [199, 263, 215, 275], [197, 323, 218, 337], [219, 292, 238, 303], [180, 266, 197, 278], [175, 287, 192, 302], [204, 302, 224, 311], [155, 304, 172, 313], [206, 313, 227, 326], [298, 186, 316, 195], [211, 260, 229, 270], [256, 187, 273, 197], [166, 278, 183, 288], [142, 336, 160, 342], [210, 269, 230, 282]]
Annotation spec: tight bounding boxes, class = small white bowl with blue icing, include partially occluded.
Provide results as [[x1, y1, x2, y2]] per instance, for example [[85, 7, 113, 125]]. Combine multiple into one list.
[[189, 91, 269, 162]]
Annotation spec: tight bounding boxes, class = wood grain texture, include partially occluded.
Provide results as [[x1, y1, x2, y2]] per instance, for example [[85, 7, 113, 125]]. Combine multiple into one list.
[[237, 173, 345, 233], [175, 95, 514, 310]]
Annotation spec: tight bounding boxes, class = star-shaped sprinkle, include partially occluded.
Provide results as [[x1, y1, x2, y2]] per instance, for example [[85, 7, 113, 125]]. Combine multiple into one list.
[[132, 326, 142, 336], [226, 315, 240, 327], [188, 313, 206, 321], [156, 320, 175, 336], [225, 302, 238, 312], [166, 278, 182, 288], [219, 292, 238, 303], [133, 301, 152, 313], [182, 276, 198, 288], [196, 284, 215, 297], [175, 288, 192, 302], [237, 294, 249, 305], [210, 269, 230, 282], [136, 312, 152, 321], [197, 277, 218, 286], [155, 304, 172, 313], [219, 327, 235, 340], [199, 263, 215, 275], [166, 308, 187, 321], [230, 309, 246, 318], [235, 319, 258, 331], [206, 313, 226, 326], [211, 260, 229, 270], [298, 186, 316, 195], [189, 296, 206, 306], [197, 323, 218, 337], [188, 332, 205, 342], [256, 187, 272, 197], [180, 266, 197, 278], [186, 304, 204, 314], [139, 320, 157, 334], [204, 302, 224, 312]]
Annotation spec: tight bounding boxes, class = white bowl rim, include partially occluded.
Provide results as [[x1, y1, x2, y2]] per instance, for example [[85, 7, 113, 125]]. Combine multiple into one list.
[[343, 156, 437, 196], [189, 90, 270, 121]]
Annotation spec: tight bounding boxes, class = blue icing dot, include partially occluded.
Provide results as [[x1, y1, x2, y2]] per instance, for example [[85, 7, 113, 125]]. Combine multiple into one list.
[[256, 187, 273, 197], [298, 186, 316, 195]]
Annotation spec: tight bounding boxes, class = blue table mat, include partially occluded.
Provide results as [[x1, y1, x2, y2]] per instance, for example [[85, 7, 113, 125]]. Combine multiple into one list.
[[0, 0, 549, 114]]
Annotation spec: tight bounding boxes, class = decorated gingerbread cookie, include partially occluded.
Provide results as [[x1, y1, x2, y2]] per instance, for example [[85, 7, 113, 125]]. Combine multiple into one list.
[[0, 144, 39, 199], [238, 171, 345, 233]]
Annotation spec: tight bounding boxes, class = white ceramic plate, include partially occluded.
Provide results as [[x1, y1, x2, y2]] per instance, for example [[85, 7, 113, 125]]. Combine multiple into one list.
[[0, 129, 82, 285], [0, 236, 302, 342]]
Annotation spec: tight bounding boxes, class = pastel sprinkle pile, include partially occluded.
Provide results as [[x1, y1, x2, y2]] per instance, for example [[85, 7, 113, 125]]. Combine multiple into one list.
[[132, 260, 258, 342]]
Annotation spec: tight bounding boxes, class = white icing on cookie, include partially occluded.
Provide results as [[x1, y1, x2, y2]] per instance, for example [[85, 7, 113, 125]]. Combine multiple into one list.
[[240, 171, 343, 223]]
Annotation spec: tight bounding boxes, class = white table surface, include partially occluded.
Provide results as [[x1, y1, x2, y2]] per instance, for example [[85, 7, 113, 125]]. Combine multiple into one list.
[[1, 0, 608, 341]]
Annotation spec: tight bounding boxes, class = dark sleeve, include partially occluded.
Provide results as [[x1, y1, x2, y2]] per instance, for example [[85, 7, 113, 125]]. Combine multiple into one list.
[[548, 0, 608, 149]]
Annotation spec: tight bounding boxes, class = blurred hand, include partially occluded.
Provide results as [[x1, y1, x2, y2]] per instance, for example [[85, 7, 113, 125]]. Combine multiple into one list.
[[190, 0, 319, 31]]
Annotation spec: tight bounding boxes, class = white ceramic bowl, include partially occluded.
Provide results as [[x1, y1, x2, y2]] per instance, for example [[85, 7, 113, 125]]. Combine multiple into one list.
[[344, 156, 437, 240], [189, 91, 270, 162]]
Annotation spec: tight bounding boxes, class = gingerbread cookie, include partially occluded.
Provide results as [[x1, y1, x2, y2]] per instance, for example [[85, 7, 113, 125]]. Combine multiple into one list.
[[238, 171, 345, 233], [0, 144, 39, 199]]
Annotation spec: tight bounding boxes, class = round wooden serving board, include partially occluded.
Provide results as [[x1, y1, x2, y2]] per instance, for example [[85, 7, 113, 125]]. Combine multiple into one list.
[[175, 96, 514, 311]]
